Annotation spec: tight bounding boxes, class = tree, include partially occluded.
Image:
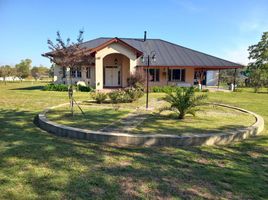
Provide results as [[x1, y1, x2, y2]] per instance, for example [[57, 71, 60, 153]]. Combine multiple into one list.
[[247, 31, 268, 92], [15, 59, 31, 80], [0, 65, 12, 84], [31, 65, 49, 80], [160, 87, 207, 119], [43, 30, 93, 115]]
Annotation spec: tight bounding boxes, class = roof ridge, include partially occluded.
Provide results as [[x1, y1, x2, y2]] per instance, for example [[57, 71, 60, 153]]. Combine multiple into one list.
[[97, 37, 160, 40], [158, 39, 243, 66]]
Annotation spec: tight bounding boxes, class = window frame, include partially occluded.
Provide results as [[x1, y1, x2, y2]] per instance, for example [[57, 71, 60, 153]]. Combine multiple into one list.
[[168, 69, 186, 82], [71, 69, 76, 78], [76, 67, 82, 78], [145, 68, 160, 82]]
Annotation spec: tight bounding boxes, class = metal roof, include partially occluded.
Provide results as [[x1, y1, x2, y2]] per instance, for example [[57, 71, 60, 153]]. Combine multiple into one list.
[[81, 37, 243, 68]]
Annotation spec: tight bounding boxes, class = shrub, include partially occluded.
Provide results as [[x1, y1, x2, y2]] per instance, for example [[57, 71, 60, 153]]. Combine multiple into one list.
[[91, 92, 107, 104], [160, 87, 207, 119], [194, 87, 201, 92], [108, 88, 144, 104], [201, 89, 209, 92], [77, 85, 94, 92], [127, 72, 145, 89], [43, 83, 68, 91], [152, 86, 179, 93], [125, 88, 144, 101], [108, 90, 126, 103]]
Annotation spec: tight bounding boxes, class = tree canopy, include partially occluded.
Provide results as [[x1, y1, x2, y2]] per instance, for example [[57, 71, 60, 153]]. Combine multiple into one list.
[[15, 59, 32, 79], [247, 31, 268, 92], [31, 65, 49, 80], [44, 30, 93, 71]]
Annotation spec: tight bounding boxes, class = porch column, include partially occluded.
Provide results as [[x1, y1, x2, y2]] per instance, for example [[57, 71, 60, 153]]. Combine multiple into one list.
[[95, 53, 103, 90], [129, 59, 136, 74]]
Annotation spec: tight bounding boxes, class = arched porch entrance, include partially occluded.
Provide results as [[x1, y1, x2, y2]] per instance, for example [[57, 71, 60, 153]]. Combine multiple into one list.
[[103, 53, 130, 88]]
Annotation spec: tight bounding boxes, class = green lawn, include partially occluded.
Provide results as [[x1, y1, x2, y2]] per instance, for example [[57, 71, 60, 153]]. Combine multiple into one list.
[[131, 105, 255, 135], [47, 106, 131, 131], [0, 82, 268, 199]]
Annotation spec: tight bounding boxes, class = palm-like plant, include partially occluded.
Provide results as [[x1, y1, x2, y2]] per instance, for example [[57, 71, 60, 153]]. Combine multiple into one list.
[[160, 87, 207, 119]]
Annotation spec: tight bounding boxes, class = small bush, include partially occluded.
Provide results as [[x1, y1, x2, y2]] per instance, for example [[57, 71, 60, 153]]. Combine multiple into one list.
[[108, 90, 126, 103], [77, 85, 94, 92], [201, 89, 209, 92], [194, 87, 201, 92], [43, 83, 68, 91], [160, 87, 207, 119], [91, 92, 107, 104], [127, 72, 145, 88], [108, 88, 144, 104], [125, 88, 144, 101], [151, 86, 178, 93]]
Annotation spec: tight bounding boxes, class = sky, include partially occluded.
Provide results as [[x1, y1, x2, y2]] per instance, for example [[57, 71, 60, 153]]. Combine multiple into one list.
[[0, 0, 268, 67]]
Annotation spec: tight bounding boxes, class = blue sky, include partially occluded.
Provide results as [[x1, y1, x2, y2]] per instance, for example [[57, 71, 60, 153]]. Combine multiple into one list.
[[0, 0, 267, 67]]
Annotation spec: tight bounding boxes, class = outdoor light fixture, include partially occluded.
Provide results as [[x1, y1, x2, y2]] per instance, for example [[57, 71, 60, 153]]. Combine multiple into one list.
[[141, 51, 156, 110], [141, 56, 145, 63], [114, 58, 118, 65]]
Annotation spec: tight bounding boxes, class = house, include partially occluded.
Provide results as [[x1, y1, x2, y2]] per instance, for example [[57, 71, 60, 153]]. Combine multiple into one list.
[[44, 33, 242, 90]]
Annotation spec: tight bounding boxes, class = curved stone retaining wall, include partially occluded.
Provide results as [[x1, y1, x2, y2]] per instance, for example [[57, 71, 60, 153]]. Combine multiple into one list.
[[36, 103, 264, 147]]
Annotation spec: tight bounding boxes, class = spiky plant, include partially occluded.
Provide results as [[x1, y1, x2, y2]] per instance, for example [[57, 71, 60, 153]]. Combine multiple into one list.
[[160, 87, 207, 119]]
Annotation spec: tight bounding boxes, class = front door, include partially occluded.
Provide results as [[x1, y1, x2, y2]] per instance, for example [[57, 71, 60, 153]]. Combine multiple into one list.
[[105, 66, 121, 87]]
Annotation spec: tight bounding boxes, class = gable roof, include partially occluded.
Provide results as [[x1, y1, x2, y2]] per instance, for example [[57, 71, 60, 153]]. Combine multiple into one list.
[[88, 37, 143, 56], [51, 37, 244, 68]]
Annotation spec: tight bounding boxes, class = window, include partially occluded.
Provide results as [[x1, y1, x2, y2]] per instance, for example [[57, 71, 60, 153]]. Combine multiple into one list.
[[70, 68, 82, 78], [168, 69, 185, 82], [71, 69, 76, 78], [77, 68, 81, 78], [148, 68, 160, 82], [86, 67, 91, 79]]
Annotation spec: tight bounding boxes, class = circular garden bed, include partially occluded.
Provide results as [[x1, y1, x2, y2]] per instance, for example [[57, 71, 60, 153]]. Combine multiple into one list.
[[36, 101, 264, 146], [46, 103, 255, 136]]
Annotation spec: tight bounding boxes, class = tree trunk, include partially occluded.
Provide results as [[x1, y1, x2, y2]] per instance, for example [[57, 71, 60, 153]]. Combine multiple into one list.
[[67, 67, 74, 116], [178, 112, 185, 119]]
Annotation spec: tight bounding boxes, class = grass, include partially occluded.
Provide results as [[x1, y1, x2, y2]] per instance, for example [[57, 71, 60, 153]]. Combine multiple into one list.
[[132, 105, 255, 135], [0, 82, 268, 199], [47, 106, 131, 130]]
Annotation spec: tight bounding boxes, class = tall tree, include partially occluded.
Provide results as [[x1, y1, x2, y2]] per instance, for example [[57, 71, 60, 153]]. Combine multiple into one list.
[[43, 30, 93, 115], [248, 31, 268, 92], [15, 59, 32, 80]]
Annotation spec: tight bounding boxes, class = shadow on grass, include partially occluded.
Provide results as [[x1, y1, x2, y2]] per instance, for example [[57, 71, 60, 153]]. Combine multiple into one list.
[[47, 108, 130, 131], [10, 85, 44, 91], [0, 108, 267, 199]]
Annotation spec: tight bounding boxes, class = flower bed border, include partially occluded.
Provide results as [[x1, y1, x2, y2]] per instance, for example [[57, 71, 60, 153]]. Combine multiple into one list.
[[35, 103, 264, 146]]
